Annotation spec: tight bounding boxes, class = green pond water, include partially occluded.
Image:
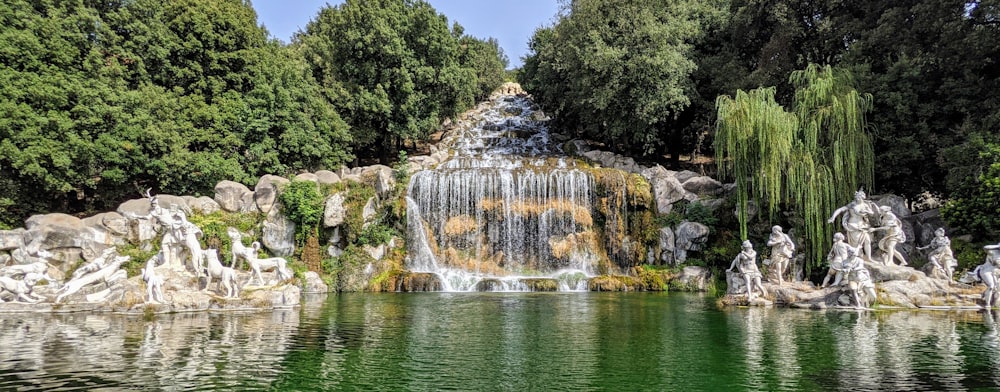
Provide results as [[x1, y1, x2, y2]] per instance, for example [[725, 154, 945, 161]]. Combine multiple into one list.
[[3, 292, 1000, 391]]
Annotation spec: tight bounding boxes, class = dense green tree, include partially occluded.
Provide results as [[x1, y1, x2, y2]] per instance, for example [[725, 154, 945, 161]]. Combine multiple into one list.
[[297, 0, 494, 163], [457, 32, 509, 101], [0, 0, 352, 227], [520, 0, 726, 156]]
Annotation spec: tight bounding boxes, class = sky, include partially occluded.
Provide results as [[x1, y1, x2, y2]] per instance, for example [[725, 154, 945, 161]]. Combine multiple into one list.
[[251, 0, 562, 69]]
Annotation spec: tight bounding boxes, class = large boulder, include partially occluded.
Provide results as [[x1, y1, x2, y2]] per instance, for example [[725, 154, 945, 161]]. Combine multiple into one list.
[[362, 197, 378, 229], [184, 196, 220, 215], [315, 170, 341, 186], [642, 165, 692, 214], [363, 165, 395, 198], [214, 181, 253, 212], [254, 174, 290, 214], [323, 193, 347, 228], [674, 221, 710, 263], [0, 229, 26, 251], [673, 266, 710, 291], [294, 172, 319, 183], [866, 261, 926, 283], [302, 271, 329, 293], [116, 198, 158, 244], [81, 212, 128, 249], [659, 227, 676, 265], [262, 207, 295, 257], [682, 176, 724, 196]]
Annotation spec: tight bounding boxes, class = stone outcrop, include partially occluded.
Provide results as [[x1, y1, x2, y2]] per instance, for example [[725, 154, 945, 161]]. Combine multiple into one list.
[[214, 181, 252, 212]]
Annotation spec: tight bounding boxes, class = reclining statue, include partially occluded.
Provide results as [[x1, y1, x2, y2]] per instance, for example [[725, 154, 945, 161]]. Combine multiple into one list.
[[56, 254, 129, 303], [0, 272, 46, 303]]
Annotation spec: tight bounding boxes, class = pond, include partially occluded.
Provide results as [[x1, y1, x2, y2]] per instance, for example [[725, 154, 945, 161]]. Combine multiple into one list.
[[3, 293, 1000, 391]]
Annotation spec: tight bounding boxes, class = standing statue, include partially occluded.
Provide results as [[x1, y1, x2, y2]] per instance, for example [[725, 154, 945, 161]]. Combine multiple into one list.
[[967, 242, 1000, 308], [822, 233, 852, 287], [728, 240, 768, 300], [141, 252, 166, 304], [146, 190, 203, 277], [870, 206, 907, 266], [918, 228, 957, 280], [843, 245, 877, 308], [765, 225, 795, 285], [828, 190, 877, 261]]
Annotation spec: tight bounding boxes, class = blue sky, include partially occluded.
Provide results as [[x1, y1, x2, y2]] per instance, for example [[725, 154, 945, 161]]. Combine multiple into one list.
[[251, 0, 562, 69]]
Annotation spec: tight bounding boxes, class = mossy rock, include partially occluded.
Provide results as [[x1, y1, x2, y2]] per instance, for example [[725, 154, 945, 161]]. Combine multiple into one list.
[[588, 275, 645, 291]]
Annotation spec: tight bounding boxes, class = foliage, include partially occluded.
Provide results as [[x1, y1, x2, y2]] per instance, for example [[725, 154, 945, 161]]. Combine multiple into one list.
[[715, 64, 873, 270], [0, 0, 351, 227], [942, 137, 1000, 239], [520, 0, 726, 156], [296, 0, 503, 163], [683, 201, 718, 230], [278, 180, 325, 243], [188, 210, 263, 265]]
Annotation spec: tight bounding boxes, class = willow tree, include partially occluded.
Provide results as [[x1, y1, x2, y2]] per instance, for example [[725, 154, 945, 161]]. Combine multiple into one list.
[[715, 64, 874, 269]]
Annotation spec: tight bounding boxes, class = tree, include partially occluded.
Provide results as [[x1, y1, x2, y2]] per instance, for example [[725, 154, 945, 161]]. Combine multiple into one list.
[[519, 0, 725, 156], [715, 64, 874, 269]]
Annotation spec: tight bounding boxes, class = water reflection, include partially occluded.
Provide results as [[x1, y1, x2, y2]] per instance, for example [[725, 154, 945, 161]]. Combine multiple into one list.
[[4, 294, 1000, 391]]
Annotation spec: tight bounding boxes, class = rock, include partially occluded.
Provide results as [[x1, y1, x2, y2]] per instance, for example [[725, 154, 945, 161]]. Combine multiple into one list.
[[641, 165, 691, 215], [0, 252, 9, 266], [214, 181, 252, 212], [270, 284, 301, 307], [659, 227, 676, 265], [303, 271, 329, 293], [682, 176, 723, 196], [364, 244, 386, 261], [239, 190, 259, 213], [342, 174, 361, 183], [674, 170, 700, 183], [873, 194, 911, 218], [254, 174, 290, 213], [0, 229, 26, 251], [674, 221, 710, 263], [25, 213, 84, 231], [323, 193, 347, 228], [116, 198, 158, 244], [673, 266, 710, 291], [294, 172, 319, 183], [363, 165, 395, 198], [186, 196, 220, 215], [563, 140, 591, 156], [582, 150, 640, 173], [261, 208, 295, 257], [315, 170, 341, 186], [82, 212, 128, 237], [865, 260, 925, 282], [362, 197, 378, 228]]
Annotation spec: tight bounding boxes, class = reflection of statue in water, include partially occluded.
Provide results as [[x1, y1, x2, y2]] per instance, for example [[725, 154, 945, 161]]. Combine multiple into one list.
[[822, 233, 851, 288], [728, 240, 767, 300], [918, 228, 957, 280], [870, 206, 907, 266], [843, 245, 876, 308], [146, 190, 203, 277], [765, 225, 794, 285], [828, 190, 877, 261]]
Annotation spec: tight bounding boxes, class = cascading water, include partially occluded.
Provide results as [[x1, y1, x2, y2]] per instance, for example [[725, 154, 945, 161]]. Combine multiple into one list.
[[406, 94, 610, 291]]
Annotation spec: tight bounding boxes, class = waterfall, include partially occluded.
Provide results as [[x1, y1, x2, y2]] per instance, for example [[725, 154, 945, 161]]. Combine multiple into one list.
[[405, 95, 608, 292]]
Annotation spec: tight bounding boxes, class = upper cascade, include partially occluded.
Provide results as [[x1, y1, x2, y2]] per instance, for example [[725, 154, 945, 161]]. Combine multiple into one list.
[[405, 93, 604, 292]]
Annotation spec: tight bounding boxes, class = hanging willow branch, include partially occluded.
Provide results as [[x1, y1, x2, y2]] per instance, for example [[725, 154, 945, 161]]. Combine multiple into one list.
[[715, 64, 874, 272]]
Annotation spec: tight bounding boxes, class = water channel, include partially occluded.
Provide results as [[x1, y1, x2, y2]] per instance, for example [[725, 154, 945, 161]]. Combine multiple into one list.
[[3, 293, 1000, 391]]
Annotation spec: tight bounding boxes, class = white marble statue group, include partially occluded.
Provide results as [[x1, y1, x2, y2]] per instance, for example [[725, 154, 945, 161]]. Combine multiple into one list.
[[727, 189, 994, 309], [0, 192, 293, 305]]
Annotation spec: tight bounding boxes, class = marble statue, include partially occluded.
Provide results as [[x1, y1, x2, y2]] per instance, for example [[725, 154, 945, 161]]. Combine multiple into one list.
[[765, 225, 794, 285], [0, 272, 46, 303], [918, 228, 957, 280], [828, 190, 877, 261], [0, 260, 50, 279], [870, 206, 907, 266], [68, 247, 117, 281], [973, 243, 1000, 308], [202, 248, 239, 298], [56, 254, 129, 303], [227, 227, 292, 285], [822, 233, 851, 287], [146, 190, 203, 277], [141, 252, 166, 304], [843, 245, 877, 308], [227, 227, 258, 269], [727, 240, 767, 300]]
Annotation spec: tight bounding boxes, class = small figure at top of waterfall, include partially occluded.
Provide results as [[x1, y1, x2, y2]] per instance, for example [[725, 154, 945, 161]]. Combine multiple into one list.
[[728, 240, 767, 300], [919, 227, 957, 280], [869, 206, 907, 266], [146, 190, 203, 277], [822, 233, 852, 288], [842, 245, 877, 308], [828, 190, 877, 261], [765, 225, 794, 285]]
